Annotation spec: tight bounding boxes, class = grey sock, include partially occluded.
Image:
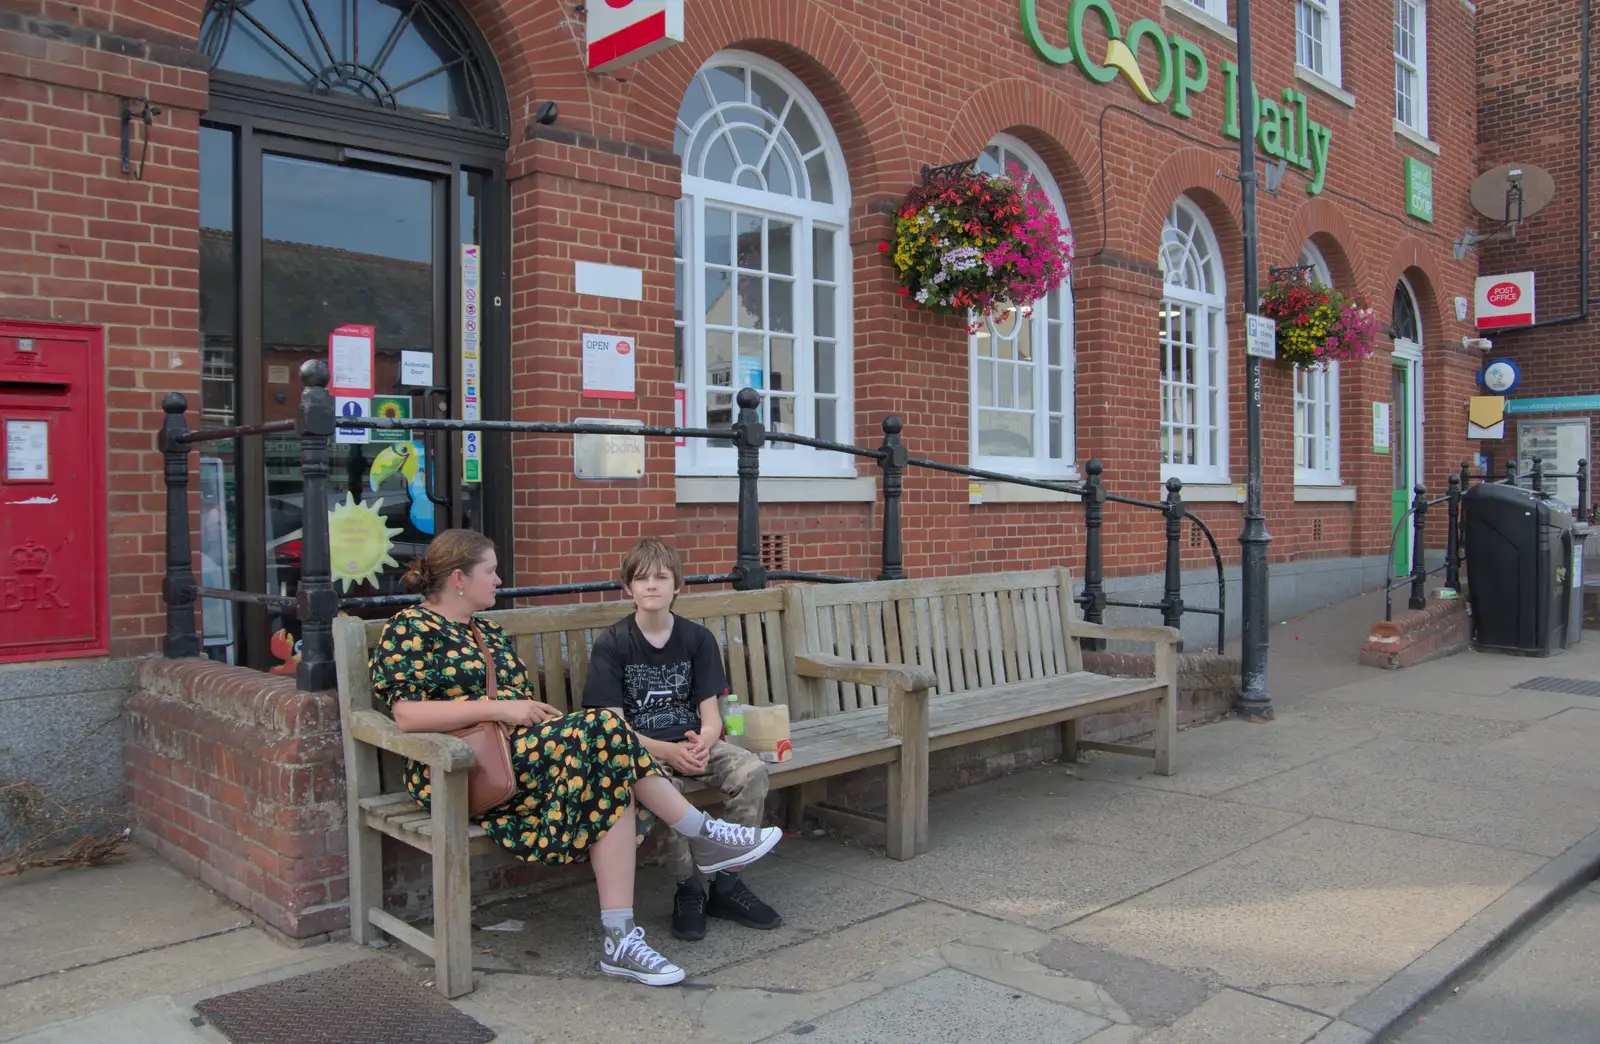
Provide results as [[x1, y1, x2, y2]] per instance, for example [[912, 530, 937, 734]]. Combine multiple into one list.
[[670, 808, 707, 837], [600, 907, 634, 935]]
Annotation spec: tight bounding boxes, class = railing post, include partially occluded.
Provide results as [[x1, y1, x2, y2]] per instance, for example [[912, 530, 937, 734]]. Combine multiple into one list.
[[1445, 474, 1462, 593], [1459, 460, 1471, 490], [1531, 455, 1545, 496], [160, 392, 200, 658], [1162, 478, 1185, 642], [295, 360, 338, 691], [877, 415, 906, 581], [731, 387, 767, 591], [1409, 483, 1428, 611], [1079, 459, 1107, 650], [1578, 458, 1590, 522], [1505, 459, 1518, 485]]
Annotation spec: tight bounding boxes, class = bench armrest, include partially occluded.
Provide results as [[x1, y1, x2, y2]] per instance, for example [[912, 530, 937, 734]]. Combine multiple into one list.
[[1072, 621, 1181, 646], [347, 709, 477, 772], [793, 653, 936, 692]]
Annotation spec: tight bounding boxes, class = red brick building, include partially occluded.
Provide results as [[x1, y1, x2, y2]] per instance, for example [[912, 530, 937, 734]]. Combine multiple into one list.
[[1476, 0, 1597, 514], [3, 0, 1483, 822]]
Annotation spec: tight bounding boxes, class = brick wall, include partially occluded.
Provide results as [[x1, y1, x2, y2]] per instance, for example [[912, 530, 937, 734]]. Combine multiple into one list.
[[0, 0, 1487, 660], [1476, 0, 1599, 488], [1, 3, 208, 656]]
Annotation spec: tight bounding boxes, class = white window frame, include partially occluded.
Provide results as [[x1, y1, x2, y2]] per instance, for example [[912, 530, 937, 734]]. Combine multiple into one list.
[[1393, 0, 1429, 137], [673, 51, 854, 479], [1293, 242, 1341, 486], [1158, 196, 1229, 485], [1296, 0, 1343, 87], [1178, 0, 1228, 21], [968, 135, 1076, 480]]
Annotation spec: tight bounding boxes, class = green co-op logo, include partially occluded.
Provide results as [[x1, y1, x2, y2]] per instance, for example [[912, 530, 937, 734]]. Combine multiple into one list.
[[1020, 0, 1334, 195]]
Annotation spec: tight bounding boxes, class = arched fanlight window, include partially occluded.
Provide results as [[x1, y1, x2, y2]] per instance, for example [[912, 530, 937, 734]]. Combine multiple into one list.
[[969, 136, 1075, 476], [1392, 278, 1422, 344], [672, 52, 852, 477], [1158, 196, 1228, 481], [1293, 241, 1340, 485], [200, 0, 503, 131]]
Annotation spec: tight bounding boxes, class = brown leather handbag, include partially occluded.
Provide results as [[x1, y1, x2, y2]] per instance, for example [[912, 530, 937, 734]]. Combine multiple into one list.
[[449, 622, 518, 818]]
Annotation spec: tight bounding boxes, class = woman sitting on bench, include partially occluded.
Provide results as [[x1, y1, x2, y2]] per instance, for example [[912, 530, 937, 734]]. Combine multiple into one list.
[[370, 528, 782, 987]]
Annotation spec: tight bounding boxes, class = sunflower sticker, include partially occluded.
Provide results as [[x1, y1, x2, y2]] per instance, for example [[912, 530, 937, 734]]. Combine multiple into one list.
[[328, 492, 402, 591], [370, 396, 412, 442]]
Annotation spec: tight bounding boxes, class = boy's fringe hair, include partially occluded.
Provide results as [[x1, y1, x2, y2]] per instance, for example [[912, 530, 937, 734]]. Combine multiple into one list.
[[621, 536, 684, 591]]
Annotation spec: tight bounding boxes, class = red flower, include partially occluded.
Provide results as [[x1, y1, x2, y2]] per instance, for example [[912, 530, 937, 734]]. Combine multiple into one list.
[[878, 241, 890, 253], [897, 286, 910, 296]]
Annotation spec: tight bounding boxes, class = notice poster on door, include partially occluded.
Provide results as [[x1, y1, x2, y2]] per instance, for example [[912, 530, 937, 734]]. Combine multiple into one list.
[[328, 324, 375, 397], [461, 244, 482, 483], [674, 388, 686, 446], [1373, 402, 1392, 454]]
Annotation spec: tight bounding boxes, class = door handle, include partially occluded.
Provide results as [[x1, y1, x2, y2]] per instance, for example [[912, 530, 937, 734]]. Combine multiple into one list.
[[409, 386, 452, 511]]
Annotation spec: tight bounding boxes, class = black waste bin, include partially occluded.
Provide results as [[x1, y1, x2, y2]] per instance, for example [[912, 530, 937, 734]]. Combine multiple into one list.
[[1462, 482, 1575, 655]]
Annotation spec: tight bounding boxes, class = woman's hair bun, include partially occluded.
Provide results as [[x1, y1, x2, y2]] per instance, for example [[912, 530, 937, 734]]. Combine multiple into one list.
[[402, 556, 430, 594]]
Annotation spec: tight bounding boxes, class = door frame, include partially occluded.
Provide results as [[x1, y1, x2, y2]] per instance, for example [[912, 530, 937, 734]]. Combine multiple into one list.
[[1391, 341, 1424, 574], [201, 94, 511, 669]]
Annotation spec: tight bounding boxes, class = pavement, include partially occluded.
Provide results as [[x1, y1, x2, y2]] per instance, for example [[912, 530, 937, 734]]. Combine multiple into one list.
[[5, 588, 1600, 1044]]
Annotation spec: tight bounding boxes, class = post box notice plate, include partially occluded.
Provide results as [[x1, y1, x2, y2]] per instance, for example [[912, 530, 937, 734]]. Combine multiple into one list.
[[574, 418, 645, 480]]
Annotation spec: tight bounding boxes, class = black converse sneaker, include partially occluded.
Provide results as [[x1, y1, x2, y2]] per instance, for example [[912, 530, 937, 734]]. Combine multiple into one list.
[[670, 879, 708, 941], [706, 875, 783, 930], [600, 925, 685, 986]]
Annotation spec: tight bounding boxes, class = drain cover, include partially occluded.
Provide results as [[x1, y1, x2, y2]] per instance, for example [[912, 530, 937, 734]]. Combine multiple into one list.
[[1513, 677, 1600, 697], [195, 959, 495, 1044]]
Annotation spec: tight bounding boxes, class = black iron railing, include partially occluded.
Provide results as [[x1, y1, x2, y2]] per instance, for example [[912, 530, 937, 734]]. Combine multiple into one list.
[[161, 361, 1228, 690], [1384, 456, 1592, 622]]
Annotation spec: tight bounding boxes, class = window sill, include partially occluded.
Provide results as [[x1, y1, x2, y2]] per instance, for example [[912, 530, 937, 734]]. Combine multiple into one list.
[[1175, 483, 1244, 503], [675, 476, 877, 504], [1295, 484, 1356, 502], [1393, 120, 1440, 156], [970, 481, 1081, 505], [1295, 65, 1356, 108], [1162, 0, 1236, 43]]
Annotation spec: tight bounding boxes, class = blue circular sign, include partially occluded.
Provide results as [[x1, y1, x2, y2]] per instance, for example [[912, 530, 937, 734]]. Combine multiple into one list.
[[1481, 358, 1520, 394]]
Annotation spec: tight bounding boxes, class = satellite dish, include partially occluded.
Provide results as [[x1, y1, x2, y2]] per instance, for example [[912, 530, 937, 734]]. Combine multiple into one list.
[[1470, 163, 1556, 225]]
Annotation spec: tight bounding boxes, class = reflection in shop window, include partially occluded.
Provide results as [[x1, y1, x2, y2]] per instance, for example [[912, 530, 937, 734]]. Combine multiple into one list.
[[1293, 242, 1340, 485], [198, 125, 241, 660], [1158, 196, 1228, 483], [969, 136, 1075, 477], [673, 52, 852, 476]]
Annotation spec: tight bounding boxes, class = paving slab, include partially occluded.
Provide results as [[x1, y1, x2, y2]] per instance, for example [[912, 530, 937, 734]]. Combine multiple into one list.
[[1222, 739, 1600, 856], [782, 770, 1300, 930], [762, 967, 1109, 1044], [0, 848, 249, 987], [466, 855, 918, 980], [1134, 988, 1328, 1044], [1031, 936, 1213, 1026], [1301, 682, 1591, 725], [1071, 715, 1377, 797], [1059, 817, 1543, 1014]]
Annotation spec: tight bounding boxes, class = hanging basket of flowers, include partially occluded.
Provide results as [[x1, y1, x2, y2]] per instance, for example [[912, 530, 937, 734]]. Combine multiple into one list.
[[1258, 268, 1381, 366], [880, 161, 1075, 331]]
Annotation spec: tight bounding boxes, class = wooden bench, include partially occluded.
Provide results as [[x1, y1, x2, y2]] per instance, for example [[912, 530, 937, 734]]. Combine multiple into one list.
[[786, 567, 1179, 778], [332, 588, 933, 997]]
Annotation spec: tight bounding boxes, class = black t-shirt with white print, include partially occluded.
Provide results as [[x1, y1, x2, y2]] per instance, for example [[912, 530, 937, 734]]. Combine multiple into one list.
[[581, 614, 729, 741]]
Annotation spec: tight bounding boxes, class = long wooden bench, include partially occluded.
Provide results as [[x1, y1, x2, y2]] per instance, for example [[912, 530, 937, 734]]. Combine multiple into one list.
[[332, 588, 933, 998], [786, 567, 1179, 777]]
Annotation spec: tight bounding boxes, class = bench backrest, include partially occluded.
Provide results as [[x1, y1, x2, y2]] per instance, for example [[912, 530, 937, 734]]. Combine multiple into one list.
[[345, 587, 795, 717], [786, 568, 1085, 716]]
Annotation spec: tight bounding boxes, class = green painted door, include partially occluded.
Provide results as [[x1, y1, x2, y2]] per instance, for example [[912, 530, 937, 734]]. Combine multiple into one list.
[[1390, 366, 1411, 577]]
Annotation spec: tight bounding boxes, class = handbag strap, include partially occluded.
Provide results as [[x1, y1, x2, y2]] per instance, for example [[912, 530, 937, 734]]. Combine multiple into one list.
[[470, 621, 498, 700]]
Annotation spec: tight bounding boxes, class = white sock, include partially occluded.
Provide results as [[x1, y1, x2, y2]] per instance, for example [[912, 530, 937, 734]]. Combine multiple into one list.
[[600, 907, 634, 935], [670, 808, 707, 837]]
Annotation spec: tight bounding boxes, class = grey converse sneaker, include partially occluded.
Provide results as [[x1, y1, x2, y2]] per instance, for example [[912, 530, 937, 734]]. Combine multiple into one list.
[[600, 925, 685, 986], [687, 818, 782, 875]]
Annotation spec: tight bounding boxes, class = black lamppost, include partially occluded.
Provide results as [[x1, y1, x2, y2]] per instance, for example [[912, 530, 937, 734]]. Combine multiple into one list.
[[1235, 0, 1273, 721]]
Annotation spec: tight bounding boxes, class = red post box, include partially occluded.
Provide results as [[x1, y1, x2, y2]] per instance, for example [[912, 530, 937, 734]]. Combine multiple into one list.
[[0, 321, 107, 662]]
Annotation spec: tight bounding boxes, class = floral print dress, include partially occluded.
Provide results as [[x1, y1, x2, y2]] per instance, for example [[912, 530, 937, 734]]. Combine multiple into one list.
[[369, 605, 659, 864]]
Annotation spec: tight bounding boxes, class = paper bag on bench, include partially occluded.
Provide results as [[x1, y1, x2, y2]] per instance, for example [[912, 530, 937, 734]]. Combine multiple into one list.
[[738, 704, 792, 763]]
